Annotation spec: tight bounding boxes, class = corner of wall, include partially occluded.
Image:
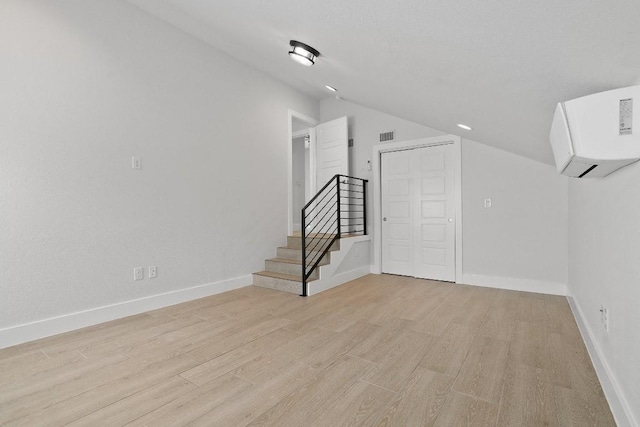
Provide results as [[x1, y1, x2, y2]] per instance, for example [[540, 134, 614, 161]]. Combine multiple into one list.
[[567, 285, 637, 427]]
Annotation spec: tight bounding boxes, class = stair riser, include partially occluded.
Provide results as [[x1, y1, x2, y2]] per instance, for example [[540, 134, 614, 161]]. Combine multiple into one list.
[[287, 236, 340, 251], [265, 260, 319, 279], [253, 274, 302, 295], [276, 247, 330, 264]]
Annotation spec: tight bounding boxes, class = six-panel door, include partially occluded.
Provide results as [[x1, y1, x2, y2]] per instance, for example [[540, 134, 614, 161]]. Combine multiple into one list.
[[381, 144, 455, 281]]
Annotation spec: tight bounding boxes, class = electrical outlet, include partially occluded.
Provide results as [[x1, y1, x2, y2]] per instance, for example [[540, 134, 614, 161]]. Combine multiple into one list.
[[132, 156, 141, 170], [133, 267, 144, 281], [149, 266, 157, 279], [484, 198, 492, 208]]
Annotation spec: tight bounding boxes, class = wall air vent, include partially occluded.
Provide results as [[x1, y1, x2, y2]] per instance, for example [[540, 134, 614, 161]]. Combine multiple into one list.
[[379, 131, 395, 142]]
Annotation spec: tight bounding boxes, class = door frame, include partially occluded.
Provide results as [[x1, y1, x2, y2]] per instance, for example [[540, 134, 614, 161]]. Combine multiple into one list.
[[288, 110, 319, 236], [371, 135, 463, 282]]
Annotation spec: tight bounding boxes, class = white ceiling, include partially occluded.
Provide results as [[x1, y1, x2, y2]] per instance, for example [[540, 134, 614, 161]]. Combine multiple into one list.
[[127, 0, 640, 165]]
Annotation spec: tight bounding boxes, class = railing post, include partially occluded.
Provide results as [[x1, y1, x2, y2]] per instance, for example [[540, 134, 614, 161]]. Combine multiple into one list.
[[336, 175, 341, 239], [363, 179, 367, 235], [301, 207, 307, 297], [300, 174, 368, 297]]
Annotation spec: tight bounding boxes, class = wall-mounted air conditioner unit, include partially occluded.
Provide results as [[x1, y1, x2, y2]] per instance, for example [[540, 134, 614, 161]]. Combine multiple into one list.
[[550, 85, 640, 178]]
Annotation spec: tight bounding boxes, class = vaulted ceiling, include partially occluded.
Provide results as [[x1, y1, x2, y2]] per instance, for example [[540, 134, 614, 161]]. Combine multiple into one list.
[[127, 0, 640, 165]]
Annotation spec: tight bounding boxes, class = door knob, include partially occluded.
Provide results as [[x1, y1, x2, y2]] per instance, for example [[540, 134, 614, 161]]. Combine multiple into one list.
[[383, 217, 387, 221], [448, 218, 453, 222]]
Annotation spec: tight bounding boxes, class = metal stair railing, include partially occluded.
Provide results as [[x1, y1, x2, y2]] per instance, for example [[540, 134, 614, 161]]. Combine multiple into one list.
[[301, 174, 368, 296]]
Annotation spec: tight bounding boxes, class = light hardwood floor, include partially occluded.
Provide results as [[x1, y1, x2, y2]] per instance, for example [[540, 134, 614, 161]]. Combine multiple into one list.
[[0, 274, 615, 426]]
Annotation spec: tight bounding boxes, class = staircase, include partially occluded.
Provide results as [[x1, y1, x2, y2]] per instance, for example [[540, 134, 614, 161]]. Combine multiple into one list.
[[253, 174, 369, 296], [253, 233, 340, 295]]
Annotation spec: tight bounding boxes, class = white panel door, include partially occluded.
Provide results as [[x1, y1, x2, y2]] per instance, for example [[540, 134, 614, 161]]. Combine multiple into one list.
[[315, 116, 348, 191], [381, 144, 456, 281], [381, 150, 413, 275], [414, 145, 455, 281]]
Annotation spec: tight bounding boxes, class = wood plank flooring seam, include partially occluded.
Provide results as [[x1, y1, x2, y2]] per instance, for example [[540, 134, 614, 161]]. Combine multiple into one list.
[[178, 373, 201, 387], [346, 353, 382, 366], [455, 389, 504, 406], [358, 378, 400, 394]]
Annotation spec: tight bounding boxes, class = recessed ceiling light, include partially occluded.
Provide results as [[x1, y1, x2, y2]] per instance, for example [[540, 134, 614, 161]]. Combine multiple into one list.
[[457, 124, 473, 131], [288, 40, 320, 66], [325, 85, 337, 92]]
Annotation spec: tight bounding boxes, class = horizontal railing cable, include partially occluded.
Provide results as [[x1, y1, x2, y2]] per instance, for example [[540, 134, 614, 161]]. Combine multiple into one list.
[[301, 175, 369, 297]]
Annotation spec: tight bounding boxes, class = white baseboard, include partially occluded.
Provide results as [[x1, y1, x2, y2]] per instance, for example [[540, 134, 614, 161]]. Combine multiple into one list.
[[460, 273, 567, 296], [567, 289, 637, 427], [308, 266, 371, 296], [0, 275, 252, 350]]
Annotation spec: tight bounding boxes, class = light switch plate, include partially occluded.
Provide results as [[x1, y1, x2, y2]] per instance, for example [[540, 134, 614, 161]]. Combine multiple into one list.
[[132, 156, 141, 170]]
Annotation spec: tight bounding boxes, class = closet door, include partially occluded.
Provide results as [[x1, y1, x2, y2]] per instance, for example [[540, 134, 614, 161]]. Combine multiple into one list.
[[381, 149, 414, 276], [381, 144, 455, 281]]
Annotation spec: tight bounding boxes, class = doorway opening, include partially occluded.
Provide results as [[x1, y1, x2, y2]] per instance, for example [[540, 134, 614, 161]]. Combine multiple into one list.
[[287, 112, 350, 236], [291, 130, 311, 232], [288, 111, 318, 235]]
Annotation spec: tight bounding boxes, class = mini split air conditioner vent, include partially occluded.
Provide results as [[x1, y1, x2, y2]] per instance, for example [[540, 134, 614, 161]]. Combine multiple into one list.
[[578, 165, 598, 178], [379, 131, 395, 142], [550, 85, 640, 178], [561, 159, 599, 178]]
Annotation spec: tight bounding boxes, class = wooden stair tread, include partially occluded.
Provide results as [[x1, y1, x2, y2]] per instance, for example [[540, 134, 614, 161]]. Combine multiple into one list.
[[289, 233, 337, 239], [267, 258, 302, 265], [253, 271, 318, 282], [289, 233, 364, 239], [277, 246, 339, 253], [267, 257, 329, 266]]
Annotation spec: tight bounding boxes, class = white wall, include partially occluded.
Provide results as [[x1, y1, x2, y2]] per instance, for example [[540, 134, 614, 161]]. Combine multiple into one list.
[[320, 98, 446, 180], [0, 0, 318, 337], [569, 163, 640, 426], [462, 139, 568, 292], [320, 98, 568, 293], [291, 136, 306, 228]]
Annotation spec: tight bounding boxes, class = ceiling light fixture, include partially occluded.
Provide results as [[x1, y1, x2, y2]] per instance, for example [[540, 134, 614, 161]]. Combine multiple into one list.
[[325, 85, 337, 92], [457, 123, 473, 131], [289, 40, 320, 66]]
